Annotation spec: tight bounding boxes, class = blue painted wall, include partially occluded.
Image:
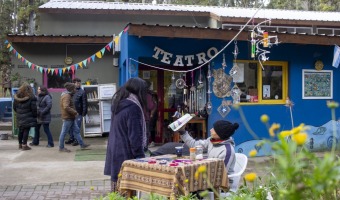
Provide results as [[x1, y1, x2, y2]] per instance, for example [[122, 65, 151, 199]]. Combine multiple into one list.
[[119, 31, 340, 147]]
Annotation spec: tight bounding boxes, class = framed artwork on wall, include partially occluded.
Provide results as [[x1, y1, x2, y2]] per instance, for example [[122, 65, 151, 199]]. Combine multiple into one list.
[[302, 69, 333, 99]]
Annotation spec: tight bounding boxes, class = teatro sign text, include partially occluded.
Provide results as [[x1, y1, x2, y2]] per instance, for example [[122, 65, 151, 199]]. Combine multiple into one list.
[[152, 46, 218, 67]]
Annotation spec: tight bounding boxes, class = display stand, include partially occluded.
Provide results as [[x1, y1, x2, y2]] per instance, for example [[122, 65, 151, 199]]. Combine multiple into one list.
[[82, 83, 116, 137]]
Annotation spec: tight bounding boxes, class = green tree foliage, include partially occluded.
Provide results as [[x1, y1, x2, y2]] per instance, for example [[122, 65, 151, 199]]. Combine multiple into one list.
[[0, 0, 14, 65], [267, 0, 340, 11]]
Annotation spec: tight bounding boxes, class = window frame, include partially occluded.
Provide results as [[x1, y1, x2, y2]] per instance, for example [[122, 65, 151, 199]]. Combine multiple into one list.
[[43, 71, 75, 92], [236, 60, 288, 105]]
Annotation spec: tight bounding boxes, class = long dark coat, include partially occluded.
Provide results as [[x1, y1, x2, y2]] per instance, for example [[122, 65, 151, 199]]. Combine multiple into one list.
[[13, 95, 37, 128], [104, 99, 145, 182], [37, 92, 52, 124]]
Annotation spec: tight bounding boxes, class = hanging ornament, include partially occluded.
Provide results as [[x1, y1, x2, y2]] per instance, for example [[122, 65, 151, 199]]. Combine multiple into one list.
[[168, 72, 177, 97], [230, 41, 240, 77], [197, 67, 204, 89], [206, 63, 213, 115], [212, 68, 232, 98], [250, 19, 279, 70], [176, 73, 186, 89], [222, 53, 227, 70], [217, 99, 231, 118], [189, 71, 196, 113], [231, 84, 242, 104]]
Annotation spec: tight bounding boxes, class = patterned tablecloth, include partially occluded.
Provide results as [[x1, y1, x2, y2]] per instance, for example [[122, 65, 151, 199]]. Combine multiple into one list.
[[117, 155, 229, 199]]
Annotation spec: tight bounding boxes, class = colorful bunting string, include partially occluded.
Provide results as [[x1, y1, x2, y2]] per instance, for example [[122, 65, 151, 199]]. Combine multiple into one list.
[[4, 40, 114, 76]]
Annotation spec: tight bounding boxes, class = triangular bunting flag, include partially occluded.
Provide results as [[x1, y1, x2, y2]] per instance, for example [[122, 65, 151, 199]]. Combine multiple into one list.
[[95, 51, 102, 58], [28, 62, 32, 68], [87, 57, 91, 64], [62, 68, 66, 73], [78, 62, 83, 68], [15, 52, 18, 57], [48, 68, 51, 74], [13, 49, 17, 54], [36, 66, 40, 71], [21, 57, 25, 62], [105, 45, 111, 51], [9, 46, 13, 52], [109, 41, 113, 49], [82, 60, 87, 67], [100, 48, 105, 56], [75, 64, 79, 70], [6, 43, 11, 48], [68, 66, 72, 71], [71, 65, 75, 74], [51, 69, 55, 75], [39, 67, 43, 73], [32, 64, 35, 70], [44, 68, 47, 74], [55, 69, 58, 75], [18, 54, 22, 59], [4, 40, 8, 44], [91, 55, 96, 62], [59, 69, 62, 76]]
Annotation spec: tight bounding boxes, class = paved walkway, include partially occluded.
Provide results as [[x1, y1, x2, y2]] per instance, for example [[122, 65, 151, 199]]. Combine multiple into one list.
[[0, 131, 273, 200]]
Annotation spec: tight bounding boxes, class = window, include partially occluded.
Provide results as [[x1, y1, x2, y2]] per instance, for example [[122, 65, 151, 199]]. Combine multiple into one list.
[[235, 60, 288, 104], [43, 65, 74, 91]]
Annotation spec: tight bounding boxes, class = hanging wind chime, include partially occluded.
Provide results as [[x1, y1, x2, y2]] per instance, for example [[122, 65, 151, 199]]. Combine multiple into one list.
[[250, 19, 279, 70], [230, 41, 242, 104], [206, 63, 213, 115]]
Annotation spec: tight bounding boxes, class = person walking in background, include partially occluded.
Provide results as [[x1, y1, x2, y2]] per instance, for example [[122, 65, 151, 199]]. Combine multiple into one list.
[[59, 82, 90, 153], [13, 82, 37, 150], [104, 77, 149, 192], [148, 92, 158, 147], [65, 78, 87, 146], [30, 85, 54, 148], [144, 81, 157, 149]]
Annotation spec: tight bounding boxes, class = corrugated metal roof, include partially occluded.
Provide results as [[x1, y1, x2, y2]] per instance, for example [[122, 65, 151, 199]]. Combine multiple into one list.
[[40, 0, 340, 22]]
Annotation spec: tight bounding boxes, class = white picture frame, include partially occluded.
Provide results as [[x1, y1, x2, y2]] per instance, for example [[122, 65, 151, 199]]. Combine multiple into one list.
[[302, 69, 333, 99]]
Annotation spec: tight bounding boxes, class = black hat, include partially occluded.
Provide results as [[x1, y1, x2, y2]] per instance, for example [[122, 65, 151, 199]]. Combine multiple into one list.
[[213, 120, 239, 140], [64, 82, 75, 92]]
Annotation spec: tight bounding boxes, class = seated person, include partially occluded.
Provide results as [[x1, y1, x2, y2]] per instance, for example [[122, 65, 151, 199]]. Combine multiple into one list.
[[151, 142, 190, 157], [178, 120, 239, 185]]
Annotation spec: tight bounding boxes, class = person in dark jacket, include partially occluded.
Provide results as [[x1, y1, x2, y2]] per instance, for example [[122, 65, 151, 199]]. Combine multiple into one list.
[[30, 85, 54, 147], [104, 77, 148, 192], [59, 82, 90, 152], [13, 82, 37, 151], [65, 78, 87, 146]]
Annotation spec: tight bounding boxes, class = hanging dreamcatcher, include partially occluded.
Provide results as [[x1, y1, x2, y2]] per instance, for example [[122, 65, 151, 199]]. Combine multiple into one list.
[[206, 63, 213, 115]]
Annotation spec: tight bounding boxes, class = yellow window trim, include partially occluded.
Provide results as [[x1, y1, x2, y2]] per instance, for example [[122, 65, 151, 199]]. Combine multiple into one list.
[[236, 60, 288, 105]]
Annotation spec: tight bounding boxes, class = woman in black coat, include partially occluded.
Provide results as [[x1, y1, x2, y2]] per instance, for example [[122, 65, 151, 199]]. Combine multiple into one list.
[[13, 82, 37, 150], [104, 77, 148, 192], [30, 85, 54, 147]]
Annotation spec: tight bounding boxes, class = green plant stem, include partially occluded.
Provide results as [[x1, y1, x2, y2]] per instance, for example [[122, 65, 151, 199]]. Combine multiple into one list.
[[202, 174, 219, 197], [331, 108, 337, 155]]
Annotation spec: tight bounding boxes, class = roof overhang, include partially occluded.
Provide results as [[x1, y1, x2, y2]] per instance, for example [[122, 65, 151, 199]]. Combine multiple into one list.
[[6, 35, 112, 44], [126, 24, 340, 46]]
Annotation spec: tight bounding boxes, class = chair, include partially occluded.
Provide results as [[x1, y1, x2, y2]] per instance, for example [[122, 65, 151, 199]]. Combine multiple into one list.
[[205, 153, 248, 200]]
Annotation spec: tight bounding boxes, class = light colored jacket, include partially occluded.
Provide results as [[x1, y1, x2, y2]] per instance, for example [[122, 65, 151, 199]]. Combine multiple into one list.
[[180, 131, 236, 175]]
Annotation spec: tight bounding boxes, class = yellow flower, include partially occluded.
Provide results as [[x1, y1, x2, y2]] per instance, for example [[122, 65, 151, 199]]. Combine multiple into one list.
[[327, 101, 339, 109], [279, 130, 292, 138], [292, 133, 308, 146], [90, 186, 94, 191], [197, 165, 207, 173], [249, 150, 257, 157], [244, 173, 257, 182], [269, 123, 280, 137], [118, 173, 122, 178], [184, 179, 189, 183], [260, 114, 269, 123], [175, 183, 179, 187]]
